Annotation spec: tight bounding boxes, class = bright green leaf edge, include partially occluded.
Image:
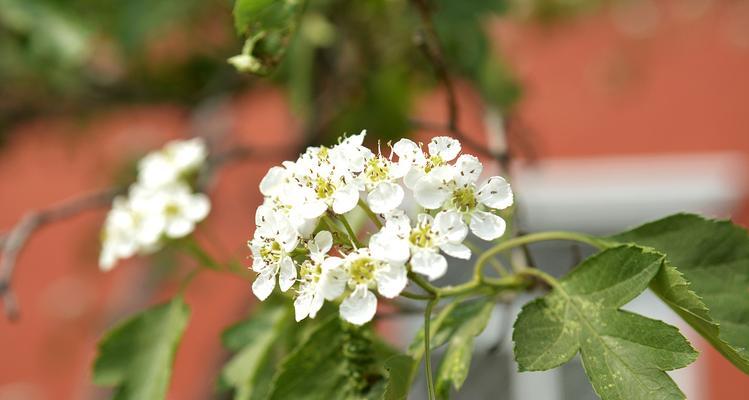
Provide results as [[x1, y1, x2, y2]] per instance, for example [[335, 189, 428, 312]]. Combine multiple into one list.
[[611, 213, 749, 375], [93, 297, 190, 400]]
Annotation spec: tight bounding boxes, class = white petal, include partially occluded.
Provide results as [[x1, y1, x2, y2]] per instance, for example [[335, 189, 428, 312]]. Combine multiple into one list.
[[340, 286, 377, 325], [308, 293, 325, 319], [332, 185, 360, 214], [410, 250, 448, 281], [455, 154, 483, 186], [383, 209, 411, 236], [320, 257, 347, 300], [251, 272, 275, 301], [367, 182, 404, 214], [440, 242, 471, 260], [278, 256, 297, 292], [260, 166, 287, 196], [477, 177, 514, 210], [469, 210, 507, 241], [414, 177, 450, 209], [99, 247, 117, 271], [300, 199, 328, 219], [165, 218, 193, 238], [433, 210, 468, 243], [184, 193, 210, 221], [404, 168, 425, 189], [369, 231, 410, 264], [314, 230, 333, 254], [294, 293, 313, 321], [375, 263, 407, 298], [428, 136, 461, 161]]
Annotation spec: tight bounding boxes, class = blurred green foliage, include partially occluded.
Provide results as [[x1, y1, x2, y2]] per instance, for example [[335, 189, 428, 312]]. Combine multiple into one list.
[[0, 0, 600, 144]]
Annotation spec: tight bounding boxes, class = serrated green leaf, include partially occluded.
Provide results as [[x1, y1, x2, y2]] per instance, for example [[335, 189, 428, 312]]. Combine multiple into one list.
[[93, 297, 190, 400], [220, 303, 290, 400], [434, 298, 494, 399], [612, 213, 749, 374], [513, 246, 697, 400], [266, 317, 394, 400]]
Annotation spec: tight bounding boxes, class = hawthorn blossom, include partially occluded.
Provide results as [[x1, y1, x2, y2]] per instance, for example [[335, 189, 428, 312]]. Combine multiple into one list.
[[393, 136, 461, 189], [249, 213, 299, 300], [293, 231, 347, 321], [414, 154, 513, 240], [339, 248, 407, 325], [248, 131, 514, 324], [370, 209, 470, 280], [99, 138, 210, 270], [137, 138, 207, 188], [361, 151, 407, 214]]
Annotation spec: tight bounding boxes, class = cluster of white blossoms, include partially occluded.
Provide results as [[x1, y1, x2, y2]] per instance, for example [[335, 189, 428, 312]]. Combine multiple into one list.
[[250, 131, 513, 325], [99, 138, 211, 271]]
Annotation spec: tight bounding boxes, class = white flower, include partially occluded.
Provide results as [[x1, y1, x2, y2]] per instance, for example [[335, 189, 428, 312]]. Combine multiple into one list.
[[338, 248, 407, 325], [257, 165, 318, 238], [371, 209, 470, 281], [361, 148, 407, 214], [393, 136, 461, 189], [286, 144, 362, 218], [293, 231, 347, 321], [413, 154, 513, 241], [137, 138, 207, 188], [130, 183, 211, 240], [250, 213, 299, 300], [99, 197, 140, 270]]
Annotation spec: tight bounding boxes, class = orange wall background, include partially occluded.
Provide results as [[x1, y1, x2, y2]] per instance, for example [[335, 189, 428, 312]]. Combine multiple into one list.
[[1, 1, 749, 399]]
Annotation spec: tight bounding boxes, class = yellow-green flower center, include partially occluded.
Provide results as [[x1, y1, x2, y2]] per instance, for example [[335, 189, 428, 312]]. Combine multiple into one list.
[[164, 203, 180, 217], [260, 241, 283, 263], [315, 176, 336, 199], [409, 224, 434, 248], [299, 260, 322, 282], [452, 186, 477, 212], [365, 157, 390, 183], [424, 155, 444, 173], [349, 257, 377, 285]]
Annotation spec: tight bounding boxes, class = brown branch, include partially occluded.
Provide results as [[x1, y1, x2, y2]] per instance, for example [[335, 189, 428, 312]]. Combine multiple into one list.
[[0, 187, 122, 320], [409, 0, 511, 170], [0, 141, 299, 321]]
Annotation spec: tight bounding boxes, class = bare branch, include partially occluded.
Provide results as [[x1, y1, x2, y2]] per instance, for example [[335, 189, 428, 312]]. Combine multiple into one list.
[[0, 187, 122, 320], [409, 0, 513, 170], [0, 141, 299, 321]]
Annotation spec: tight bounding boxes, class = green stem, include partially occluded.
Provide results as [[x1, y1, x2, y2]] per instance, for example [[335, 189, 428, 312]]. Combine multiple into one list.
[[408, 272, 439, 296], [401, 290, 434, 300], [474, 231, 607, 280], [358, 199, 383, 229], [464, 241, 509, 276], [181, 237, 222, 271], [336, 214, 363, 248], [424, 296, 439, 400], [516, 267, 563, 291]]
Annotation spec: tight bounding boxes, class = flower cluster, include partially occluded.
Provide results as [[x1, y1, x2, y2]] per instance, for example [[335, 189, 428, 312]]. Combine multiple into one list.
[[99, 138, 211, 270], [250, 131, 513, 325]]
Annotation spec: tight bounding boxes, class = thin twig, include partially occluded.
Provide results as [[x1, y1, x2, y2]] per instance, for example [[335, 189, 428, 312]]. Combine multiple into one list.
[[409, 0, 510, 166], [0, 187, 122, 320], [0, 141, 300, 321]]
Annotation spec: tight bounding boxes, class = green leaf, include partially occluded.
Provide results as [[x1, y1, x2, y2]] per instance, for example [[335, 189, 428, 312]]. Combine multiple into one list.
[[220, 303, 290, 400], [231, 0, 304, 74], [513, 246, 697, 400], [383, 355, 418, 400], [266, 317, 394, 400], [434, 298, 495, 399], [612, 213, 749, 374], [93, 297, 190, 400]]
